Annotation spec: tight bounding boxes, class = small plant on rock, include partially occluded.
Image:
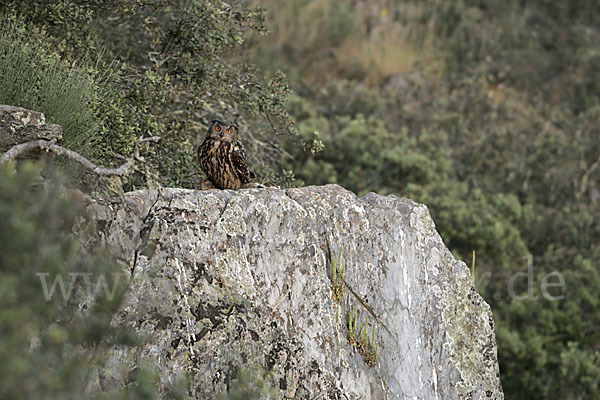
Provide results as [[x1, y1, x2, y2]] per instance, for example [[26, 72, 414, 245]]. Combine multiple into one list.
[[347, 306, 379, 368], [330, 246, 345, 303]]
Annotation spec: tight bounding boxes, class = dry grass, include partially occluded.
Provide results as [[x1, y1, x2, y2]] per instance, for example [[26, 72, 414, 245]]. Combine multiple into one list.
[[245, 0, 438, 85], [334, 29, 422, 84]]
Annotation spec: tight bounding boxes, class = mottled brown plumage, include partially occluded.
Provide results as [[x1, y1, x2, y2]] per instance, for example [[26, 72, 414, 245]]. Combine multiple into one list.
[[198, 120, 255, 190]]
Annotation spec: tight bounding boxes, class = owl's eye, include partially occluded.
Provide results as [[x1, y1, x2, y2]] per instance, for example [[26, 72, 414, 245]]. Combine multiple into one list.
[[226, 128, 232, 134], [215, 125, 221, 131]]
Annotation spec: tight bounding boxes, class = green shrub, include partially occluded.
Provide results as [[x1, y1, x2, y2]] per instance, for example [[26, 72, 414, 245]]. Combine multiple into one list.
[[0, 1, 299, 189], [279, 2, 600, 397], [0, 163, 184, 399], [219, 365, 278, 400], [0, 16, 98, 154]]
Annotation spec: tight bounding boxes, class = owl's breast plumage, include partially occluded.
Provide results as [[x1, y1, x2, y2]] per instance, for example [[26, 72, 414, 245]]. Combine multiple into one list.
[[198, 138, 252, 190]]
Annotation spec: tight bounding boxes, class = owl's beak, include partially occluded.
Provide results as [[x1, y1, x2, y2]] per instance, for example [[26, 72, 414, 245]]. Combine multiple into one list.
[[219, 132, 224, 138]]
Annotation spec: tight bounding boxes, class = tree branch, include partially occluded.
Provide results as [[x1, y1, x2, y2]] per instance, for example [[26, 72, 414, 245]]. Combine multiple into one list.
[[0, 137, 160, 176], [576, 155, 600, 200]]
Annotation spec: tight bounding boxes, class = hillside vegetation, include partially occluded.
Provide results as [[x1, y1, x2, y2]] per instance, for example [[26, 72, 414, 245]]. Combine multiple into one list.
[[251, 2, 600, 398], [0, 1, 599, 399]]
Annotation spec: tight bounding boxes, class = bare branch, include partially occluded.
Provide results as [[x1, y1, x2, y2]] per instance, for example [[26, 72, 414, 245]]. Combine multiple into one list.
[[0, 137, 161, 176], [1, 139, 57, 164], [576, 155, 600, 200]]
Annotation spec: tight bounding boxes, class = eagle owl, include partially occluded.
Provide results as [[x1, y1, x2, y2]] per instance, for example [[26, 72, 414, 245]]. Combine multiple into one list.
[[198, 120, 256, 190]]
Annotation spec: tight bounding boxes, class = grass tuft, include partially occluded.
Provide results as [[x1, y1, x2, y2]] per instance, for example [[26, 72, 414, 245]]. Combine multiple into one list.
[[330, 246, 345, 303], [0, 15, 99, 155], [347, 305, 379, 368]]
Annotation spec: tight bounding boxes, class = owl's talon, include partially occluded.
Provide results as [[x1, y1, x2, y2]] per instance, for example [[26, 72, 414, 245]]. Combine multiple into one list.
[[201, 179, 216, 190], [240, 182, 265, 189]]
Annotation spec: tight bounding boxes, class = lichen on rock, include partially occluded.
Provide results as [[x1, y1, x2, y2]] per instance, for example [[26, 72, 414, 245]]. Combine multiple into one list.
[[0, 104, 62, 153], [86, 184, 504, 399]]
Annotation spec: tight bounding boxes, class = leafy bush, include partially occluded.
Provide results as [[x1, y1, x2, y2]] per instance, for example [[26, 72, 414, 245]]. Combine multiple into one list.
[[2, 0, 600, 398], [415, 0, 600, 113], [275, 2, 600, 398], [0, 16, 98, 153], [0, 163, 187, 399], [0, 0, 299, 188], [219, 365, 278, 400]]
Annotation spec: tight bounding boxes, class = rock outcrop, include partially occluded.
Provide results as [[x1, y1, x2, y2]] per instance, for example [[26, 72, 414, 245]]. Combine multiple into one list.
[[0, 104, 62, 153], [88, 185, 504, 399], [0, 105, 502, 397]]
